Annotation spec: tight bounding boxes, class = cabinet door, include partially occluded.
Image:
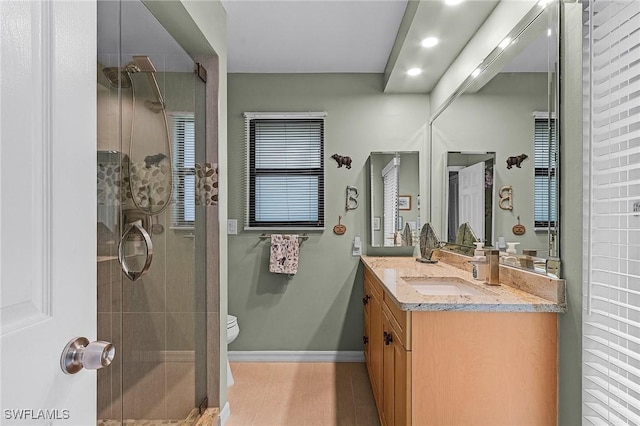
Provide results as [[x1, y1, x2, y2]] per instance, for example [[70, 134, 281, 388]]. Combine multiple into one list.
[[382, 311, 395, 426], [393, 333, 411, 426], [382, 311, 411, 426], [364, 281, 371, 365], [370, 288, 384, 408]]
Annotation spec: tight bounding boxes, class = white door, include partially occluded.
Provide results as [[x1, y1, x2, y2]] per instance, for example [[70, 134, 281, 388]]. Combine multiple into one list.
[[1, 2, 97, 425], [458, 161, 485, 241]]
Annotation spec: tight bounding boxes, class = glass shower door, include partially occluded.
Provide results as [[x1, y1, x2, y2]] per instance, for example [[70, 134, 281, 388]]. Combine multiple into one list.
[[97, 0, 209, 423]]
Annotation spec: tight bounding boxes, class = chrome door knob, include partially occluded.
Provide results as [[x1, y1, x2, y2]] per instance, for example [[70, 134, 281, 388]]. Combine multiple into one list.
[[60, 337, 115, 374]]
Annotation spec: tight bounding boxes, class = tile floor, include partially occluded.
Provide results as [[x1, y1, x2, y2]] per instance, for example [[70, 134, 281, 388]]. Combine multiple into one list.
[[226, 362, 380, 426]]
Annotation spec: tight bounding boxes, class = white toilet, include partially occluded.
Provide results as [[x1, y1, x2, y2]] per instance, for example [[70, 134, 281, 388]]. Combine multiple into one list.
[[227, 315, 240, 387]]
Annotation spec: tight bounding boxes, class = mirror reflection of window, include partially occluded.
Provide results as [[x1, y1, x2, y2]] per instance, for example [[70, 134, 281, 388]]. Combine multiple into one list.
[[382, 156, 400, 247], [533, 112, 557, 230]]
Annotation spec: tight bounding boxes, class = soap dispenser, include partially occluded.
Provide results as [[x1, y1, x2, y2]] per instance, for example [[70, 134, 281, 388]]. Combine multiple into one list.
[[471, 241, 487, 281]]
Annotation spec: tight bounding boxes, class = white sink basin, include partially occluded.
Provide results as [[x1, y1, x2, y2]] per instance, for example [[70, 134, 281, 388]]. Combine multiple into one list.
[[401, 276, 496, 296]]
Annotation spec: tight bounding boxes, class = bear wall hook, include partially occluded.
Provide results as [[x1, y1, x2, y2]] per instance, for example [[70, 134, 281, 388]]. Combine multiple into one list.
[[331, 154, 352, 169], [506, 154, 528, 169]]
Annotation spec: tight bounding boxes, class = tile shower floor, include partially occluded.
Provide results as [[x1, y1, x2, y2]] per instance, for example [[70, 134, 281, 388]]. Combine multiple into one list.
[[98, 420, 182, 426], [98, 407, 218, 426], [226, 362, 380, 426]]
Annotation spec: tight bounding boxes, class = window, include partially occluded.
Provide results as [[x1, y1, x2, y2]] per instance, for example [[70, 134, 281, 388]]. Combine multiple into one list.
[[533, 112, 557, 229], [171, 113, 195, 228], [245, 112, 325, 229], [583, 1, 640, 424]]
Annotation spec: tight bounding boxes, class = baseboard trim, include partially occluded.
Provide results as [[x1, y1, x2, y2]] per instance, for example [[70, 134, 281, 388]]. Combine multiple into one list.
[[219, 401, 230, 426], [227, 351, 365, 362]]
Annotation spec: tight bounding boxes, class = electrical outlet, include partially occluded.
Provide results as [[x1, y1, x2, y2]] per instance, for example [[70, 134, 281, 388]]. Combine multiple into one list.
[[227, 219, 238, 235]]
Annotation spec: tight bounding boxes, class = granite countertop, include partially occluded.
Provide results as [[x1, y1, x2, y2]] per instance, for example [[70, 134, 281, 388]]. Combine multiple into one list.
[[361, 255, 566, 313]]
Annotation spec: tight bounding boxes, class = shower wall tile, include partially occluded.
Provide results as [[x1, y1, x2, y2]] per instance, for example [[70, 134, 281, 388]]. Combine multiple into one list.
[[97, 279, 111, 314], [97, 313, 112, 343], [122, 313, 166, 361], [97, 313, 122, 421], [165, 362, 196, 420], [98, 259, 122, 313], [166, 231, 195, 313], [97, 367, 113, 420], [122, 362, 166, 420], [122, 272, 166, 313], [166, 312, 196, 351]]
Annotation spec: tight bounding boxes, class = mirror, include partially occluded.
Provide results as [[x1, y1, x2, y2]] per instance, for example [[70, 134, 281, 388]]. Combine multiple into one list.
[[430, 1, 560, 275], [369, 151, 420, 247]]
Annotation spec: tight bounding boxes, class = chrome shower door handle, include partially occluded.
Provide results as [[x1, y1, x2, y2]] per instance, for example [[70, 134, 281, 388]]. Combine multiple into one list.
[[118, 221, 153, 281]]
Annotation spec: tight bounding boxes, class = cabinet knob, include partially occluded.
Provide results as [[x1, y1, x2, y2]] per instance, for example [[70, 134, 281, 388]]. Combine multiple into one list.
[[362, 294, 371, 305], [363, 336, 369, 345], [383, 331, 393, 346]]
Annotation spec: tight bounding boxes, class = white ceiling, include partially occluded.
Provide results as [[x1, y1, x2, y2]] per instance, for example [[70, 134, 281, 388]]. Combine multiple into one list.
[[383, 0, 499, 93], [221, 0, 505, 92], [222, 0, 408, 73], [96, 0, 549, 94]]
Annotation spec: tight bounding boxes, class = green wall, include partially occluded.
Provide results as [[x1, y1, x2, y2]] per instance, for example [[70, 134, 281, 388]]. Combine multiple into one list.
[[227, 74, 429, 351], [558, 2, 583, 424]]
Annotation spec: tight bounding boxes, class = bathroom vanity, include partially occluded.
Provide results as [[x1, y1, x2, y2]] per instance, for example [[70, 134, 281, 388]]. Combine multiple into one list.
[[361, 253, 566, 426]]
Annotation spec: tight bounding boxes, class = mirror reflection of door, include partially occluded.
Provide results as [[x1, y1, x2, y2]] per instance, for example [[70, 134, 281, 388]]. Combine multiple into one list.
[[446, 152, 495, 245], [458, 161, 485, 242]]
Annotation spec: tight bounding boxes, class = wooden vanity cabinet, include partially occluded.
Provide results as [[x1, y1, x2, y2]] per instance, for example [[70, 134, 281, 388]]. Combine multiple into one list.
[[363, 267, 558, 426], [364, 269, 412, 426]]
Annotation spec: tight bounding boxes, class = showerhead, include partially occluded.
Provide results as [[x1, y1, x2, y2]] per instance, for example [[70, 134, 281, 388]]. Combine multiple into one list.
[[128, 56, 157, 73], [103, 56, 164, 111], [103, 67, 132, 89]]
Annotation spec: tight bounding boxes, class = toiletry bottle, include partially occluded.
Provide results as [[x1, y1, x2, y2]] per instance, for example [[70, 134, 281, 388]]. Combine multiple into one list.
[[471, 241, 486, 281]]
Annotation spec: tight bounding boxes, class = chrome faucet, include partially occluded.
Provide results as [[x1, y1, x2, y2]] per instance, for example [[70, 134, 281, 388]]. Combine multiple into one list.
[[485, 249, 500, 285]]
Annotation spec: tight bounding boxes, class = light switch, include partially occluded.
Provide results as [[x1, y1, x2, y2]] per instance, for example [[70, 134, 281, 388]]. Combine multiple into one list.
[[227, 219, 238, 235], [352, 236, 362, 256]]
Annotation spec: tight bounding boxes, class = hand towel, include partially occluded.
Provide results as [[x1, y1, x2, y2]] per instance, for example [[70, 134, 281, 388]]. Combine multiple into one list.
[[269, 234, 299, 275]]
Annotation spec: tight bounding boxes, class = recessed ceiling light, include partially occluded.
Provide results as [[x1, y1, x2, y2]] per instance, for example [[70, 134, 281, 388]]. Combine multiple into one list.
[[471, 68, 482, 78], [421, 37, 439, 48], [538, 0, 550, 7], [445, 0, 464, 5], [407, 68, 422, 76], [499, 37, 511, 49], [547, 28, 553, 36]]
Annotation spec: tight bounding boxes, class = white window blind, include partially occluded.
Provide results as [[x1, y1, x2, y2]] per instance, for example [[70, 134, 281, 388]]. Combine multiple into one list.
[[244, 112, 325, 229], [534, 113, 558, 229], [583, 1, 640, 425], [382, 157, 400, 246], [171, 113, 195, 228]]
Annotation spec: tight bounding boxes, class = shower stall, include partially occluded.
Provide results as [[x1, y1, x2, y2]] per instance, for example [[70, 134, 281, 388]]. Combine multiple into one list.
[[96, 1, 218, 424]]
